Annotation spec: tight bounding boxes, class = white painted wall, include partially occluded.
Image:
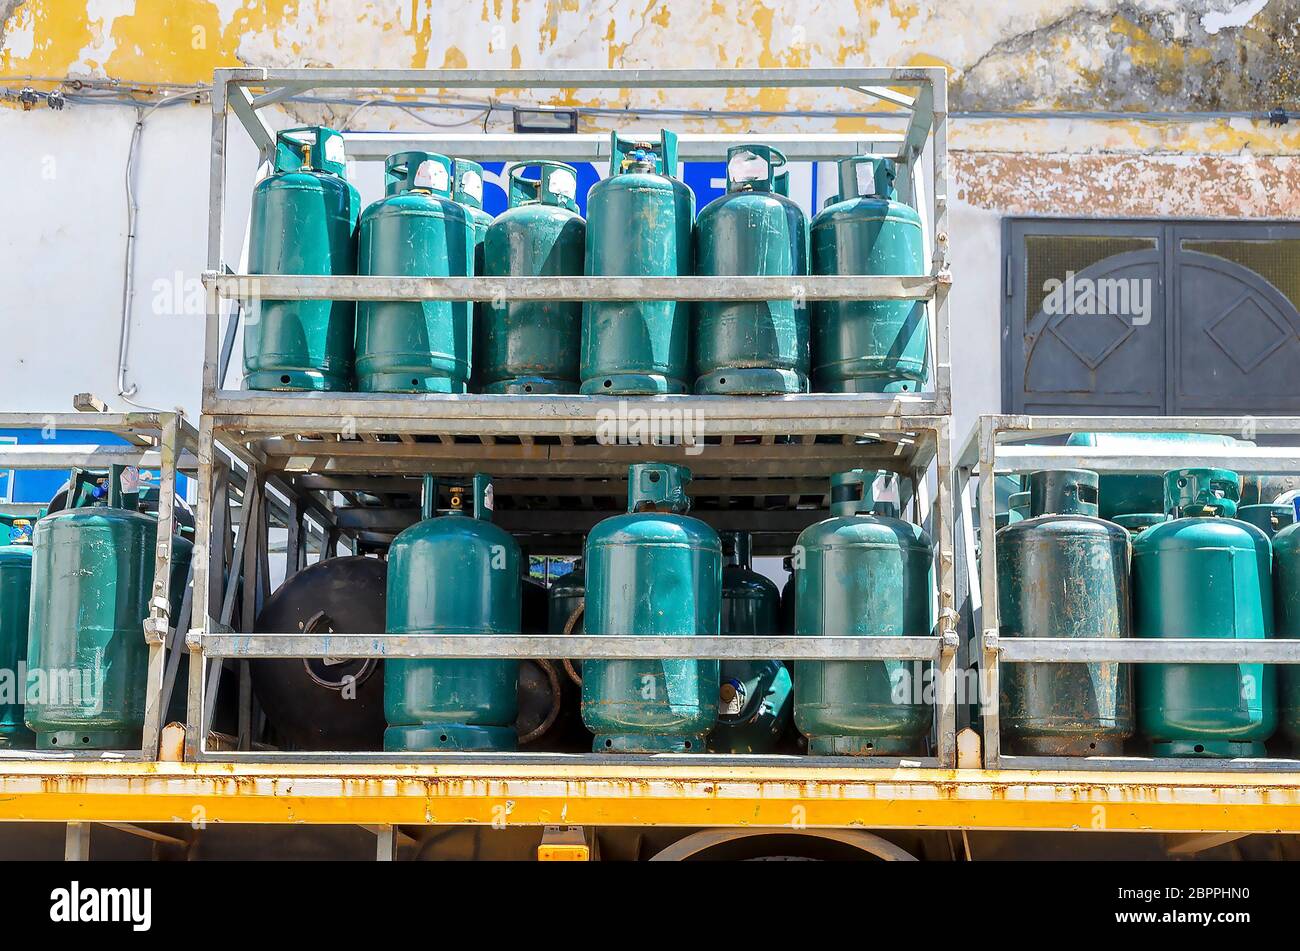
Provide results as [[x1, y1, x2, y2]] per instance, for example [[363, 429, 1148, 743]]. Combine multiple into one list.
[[949, 201, 1005, 446], [0, 103, 257, 418]]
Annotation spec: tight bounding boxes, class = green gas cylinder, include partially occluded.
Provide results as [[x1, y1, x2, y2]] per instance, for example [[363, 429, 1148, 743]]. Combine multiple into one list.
[[384, 475, 521, 751], [810, 157, 926, 393], [482, 162, 586, 393], [1238, 503, 1295, 539], [708, 531, 792, 753], [989, 476, 1026, 533], [580, 131, 695, 395], [244, 126, 360, 391], [1273, 501, 1300, 749], [0, 516, 34, 749], [581, 464, 720, 752], [1135, 468, 1275, 757], [793, 470, 934, 755], [453, 159, 494, 257], [694, 145, 809, 395], [453, 159, 493, 393], [549, 557, 586, 683], [548, 558, 586, 637], [779, 554, 795, 635], [355, 152, 475, 393], [25, 467, 192, 750], [996, 470, 1133, 755], [1065, 432, 1241, 521]]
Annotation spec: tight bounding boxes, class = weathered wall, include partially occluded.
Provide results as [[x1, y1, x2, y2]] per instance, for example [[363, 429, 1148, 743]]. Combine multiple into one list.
[[3, 0, 1297, 111], [1, 0, 1296, 438]]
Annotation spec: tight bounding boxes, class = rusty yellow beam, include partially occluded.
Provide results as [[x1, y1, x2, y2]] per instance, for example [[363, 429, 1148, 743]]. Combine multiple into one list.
[[0, 762, 1298, 834]]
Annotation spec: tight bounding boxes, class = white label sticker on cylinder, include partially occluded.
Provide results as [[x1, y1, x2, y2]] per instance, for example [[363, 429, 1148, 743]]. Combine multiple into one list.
[[727, 149, 769, 184], [120, 466, 142, 495], [415, 160, 450, 193], [482, 483, 495, 511], [323, 135, 346, 167], [548, 167, 577, 201], [460, 169, 483, 202], [854, 161, 876, 197]]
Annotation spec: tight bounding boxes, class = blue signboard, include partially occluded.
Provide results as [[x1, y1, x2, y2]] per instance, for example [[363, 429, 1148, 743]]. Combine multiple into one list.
[[475, 160, 823, 219], [0, 428, 189, 506], [475, 160, 730, 218]]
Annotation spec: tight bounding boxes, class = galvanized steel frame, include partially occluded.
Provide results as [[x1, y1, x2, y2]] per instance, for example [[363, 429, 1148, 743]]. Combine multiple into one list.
[[185, 413, 959, 767], [957, 414, 1300, 772], [0, 411, 195, 763], [199, 66, 952, 416], [181, 67, 960, 771]]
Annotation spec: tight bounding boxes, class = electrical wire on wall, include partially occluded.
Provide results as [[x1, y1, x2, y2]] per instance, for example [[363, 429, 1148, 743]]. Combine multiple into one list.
[[116, 88, 208, 411], [5, 78, 1295, 124]]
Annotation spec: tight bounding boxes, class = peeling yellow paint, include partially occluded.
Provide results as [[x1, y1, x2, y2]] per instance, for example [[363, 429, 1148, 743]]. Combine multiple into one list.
[[1, 0, 1293, 154], [888, 0, 919, 34], [441, 45, 467, 69], [104, 0, 224, 83], [1110, 15, 1212, 72], [410, 0, 432, 68], [0, 2, 96, 77], [1, 0, 304, 85], [905, 51, 952, 71], [954, 151, 1300, 220]]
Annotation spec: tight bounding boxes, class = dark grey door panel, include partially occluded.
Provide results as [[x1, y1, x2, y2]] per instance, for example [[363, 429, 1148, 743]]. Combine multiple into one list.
[[1005, 219, 1300, 415], [1172, 232, 1300, 415], [1021, 249, 1164, 413], [1005, 221, 1163, 415]]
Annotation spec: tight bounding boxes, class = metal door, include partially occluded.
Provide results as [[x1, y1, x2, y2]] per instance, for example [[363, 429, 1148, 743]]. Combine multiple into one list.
[[1004, 219, 1300, 415]]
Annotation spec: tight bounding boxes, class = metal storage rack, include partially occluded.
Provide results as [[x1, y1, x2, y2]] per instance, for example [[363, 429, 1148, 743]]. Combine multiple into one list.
[[190, 67, 960, 767], [958, 413, 1300, 772], [0, 409, 194, 762]]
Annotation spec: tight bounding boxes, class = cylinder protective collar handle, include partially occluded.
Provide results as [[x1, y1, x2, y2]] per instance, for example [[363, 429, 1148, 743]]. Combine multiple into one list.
[[470, 473, 494, 522], [836, 155, 897, 201], [1028, 469, 1100, 518], [65, 466, 139, 512], [720, 530, 753, 568], [829, 469, 867, 518], [452, 159, 486, 210], [508, 161, 580, 211], [773, 166, 790, 197], [275, 126, 347, 178], [628, 463, 691, 514], [610, 129, 678, 177], [421, 473, 494, 521], [724, 144, 785, 194], [385, 150, 454, 198], [1165, 467, 1240, 518], [829, 469, 901, 518]]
